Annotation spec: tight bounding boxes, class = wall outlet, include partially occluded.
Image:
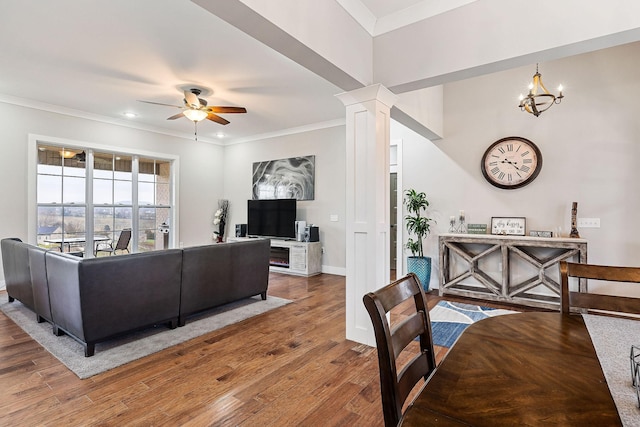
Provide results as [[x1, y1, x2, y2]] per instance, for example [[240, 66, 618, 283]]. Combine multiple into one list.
[[577, 218, 600, 228], [321, 247, 325, 254], [330, 214, 338, 222]]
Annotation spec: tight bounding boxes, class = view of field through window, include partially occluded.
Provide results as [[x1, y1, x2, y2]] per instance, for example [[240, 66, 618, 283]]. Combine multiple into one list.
[[36, 145, 172, 255]]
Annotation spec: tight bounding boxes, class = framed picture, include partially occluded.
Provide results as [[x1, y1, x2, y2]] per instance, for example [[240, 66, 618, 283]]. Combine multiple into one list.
[[491, 217, 526, 236], [252, 155, 315, 200]]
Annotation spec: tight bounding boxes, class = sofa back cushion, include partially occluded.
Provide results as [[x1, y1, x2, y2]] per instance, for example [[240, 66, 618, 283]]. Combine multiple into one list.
[[1, 238, 35, 310], [27, 245, 54, 323], [180, 239, 270, 316], [46, 249, 183, 342]]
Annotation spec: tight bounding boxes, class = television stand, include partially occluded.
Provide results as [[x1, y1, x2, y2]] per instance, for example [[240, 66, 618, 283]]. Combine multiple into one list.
[[227, 237, 322, 277]]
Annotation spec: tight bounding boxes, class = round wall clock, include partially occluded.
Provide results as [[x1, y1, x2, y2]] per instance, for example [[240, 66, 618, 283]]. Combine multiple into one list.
[[481, 136, 542, 189]]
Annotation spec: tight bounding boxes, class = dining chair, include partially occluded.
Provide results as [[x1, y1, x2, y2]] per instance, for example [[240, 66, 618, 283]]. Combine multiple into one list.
[[363, 273, 437, 427], [95, 228, 132, 256], [560, 261, 640, 316]]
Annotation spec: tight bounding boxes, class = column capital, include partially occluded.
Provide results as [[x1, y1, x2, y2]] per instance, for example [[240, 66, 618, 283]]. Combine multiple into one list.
[[336, 84, 398, 109]]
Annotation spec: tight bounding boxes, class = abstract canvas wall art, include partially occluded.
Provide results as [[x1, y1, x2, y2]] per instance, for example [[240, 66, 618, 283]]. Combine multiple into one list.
[[252, 155, 315, 200]]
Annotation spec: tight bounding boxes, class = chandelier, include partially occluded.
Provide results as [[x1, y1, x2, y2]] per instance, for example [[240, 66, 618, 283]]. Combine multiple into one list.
[[518, 64, 564, 117]]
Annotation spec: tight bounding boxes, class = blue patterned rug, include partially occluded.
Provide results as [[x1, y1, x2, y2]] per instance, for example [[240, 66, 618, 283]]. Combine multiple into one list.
[[429, 301, 517, 347]]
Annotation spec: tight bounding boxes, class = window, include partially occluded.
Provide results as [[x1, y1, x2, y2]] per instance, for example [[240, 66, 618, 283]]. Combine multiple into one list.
[[138, 157, 171, 252], [36, 144, 174, 256]]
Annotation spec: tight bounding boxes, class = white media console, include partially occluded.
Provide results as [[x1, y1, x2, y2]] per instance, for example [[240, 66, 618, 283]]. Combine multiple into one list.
[[227, 237, 322, 277]]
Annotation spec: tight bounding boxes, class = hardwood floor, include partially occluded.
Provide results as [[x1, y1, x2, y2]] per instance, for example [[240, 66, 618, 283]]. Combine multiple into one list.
[[0, 273, 529, 426]]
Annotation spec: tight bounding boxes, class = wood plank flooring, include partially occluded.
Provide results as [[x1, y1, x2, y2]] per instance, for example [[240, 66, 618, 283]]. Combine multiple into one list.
[[0, 272, 530, 426]]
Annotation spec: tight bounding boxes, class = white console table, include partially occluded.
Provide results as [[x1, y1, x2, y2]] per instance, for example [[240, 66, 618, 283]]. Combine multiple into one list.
[[227, 237, 322, 277], [439, 233, 587, 309]]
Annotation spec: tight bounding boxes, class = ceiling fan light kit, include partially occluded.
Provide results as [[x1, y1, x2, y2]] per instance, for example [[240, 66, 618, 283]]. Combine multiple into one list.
[[518, 64, 564, 117], [183, 109, 208, 122], [139, 88, 247, 125]]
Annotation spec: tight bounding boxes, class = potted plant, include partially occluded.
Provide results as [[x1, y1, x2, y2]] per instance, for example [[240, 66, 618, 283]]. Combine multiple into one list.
[[404, 189, 434, 291]]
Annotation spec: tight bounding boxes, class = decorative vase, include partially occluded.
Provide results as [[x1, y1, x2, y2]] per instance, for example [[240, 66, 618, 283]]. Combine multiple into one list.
[[407, 256, 432, 291]]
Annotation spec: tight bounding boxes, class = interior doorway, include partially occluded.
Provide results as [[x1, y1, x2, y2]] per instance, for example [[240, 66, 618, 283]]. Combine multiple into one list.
[[390, 172, 398, 276], [390, 140, 402, 281]]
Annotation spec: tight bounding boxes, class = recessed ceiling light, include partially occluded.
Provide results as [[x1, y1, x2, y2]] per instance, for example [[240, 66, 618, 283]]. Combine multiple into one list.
[[123, 112, 138, 119], [216, 132, 225, 139]]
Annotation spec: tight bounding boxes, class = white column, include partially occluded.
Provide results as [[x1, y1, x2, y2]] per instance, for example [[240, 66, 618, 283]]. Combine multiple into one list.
[[337, 84, 398, 346]]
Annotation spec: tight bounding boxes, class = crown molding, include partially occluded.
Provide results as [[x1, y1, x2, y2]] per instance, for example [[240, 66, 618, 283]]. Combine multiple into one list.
[[0, 93, 223, 145], [226, 118, 345, 145]]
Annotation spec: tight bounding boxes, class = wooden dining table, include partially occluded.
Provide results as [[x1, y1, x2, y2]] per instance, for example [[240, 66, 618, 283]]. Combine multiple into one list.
[[400, 312, 622, 426]]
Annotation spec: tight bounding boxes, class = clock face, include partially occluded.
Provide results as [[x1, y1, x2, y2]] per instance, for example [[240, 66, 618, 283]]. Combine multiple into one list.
[[481, 137, 542, 189]]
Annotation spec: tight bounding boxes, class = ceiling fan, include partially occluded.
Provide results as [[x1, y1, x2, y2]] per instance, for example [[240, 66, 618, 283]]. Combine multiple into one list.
[[139, 88, 247, 125]]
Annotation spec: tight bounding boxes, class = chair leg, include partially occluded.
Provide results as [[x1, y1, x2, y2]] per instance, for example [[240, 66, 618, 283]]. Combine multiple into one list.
[[261, 291, 267, 300], [8, 295, 14, 303]]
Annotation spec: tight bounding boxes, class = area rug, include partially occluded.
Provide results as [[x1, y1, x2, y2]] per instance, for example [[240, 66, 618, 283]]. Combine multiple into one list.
[[0, 295, 291, 379], [429, 301, 518, 348], [583, 314, 640, 427]]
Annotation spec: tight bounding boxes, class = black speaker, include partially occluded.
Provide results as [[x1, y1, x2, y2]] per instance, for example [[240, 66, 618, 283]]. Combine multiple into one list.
[[235, 224, 247, 237], [305, 226, 319, 242]]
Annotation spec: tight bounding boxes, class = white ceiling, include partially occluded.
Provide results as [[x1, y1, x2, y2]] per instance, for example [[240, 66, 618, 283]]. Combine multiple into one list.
[[341, 0, 478, 35], [0, 1, 337, 144], [0, 1, 474, 144]]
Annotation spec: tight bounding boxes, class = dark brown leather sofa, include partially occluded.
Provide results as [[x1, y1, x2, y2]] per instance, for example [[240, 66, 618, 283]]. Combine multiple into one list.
[[45, 249, 184, 357], [1, 238, 36, 311], [1, 238, 271, 357], [180, 238, 270, 326]]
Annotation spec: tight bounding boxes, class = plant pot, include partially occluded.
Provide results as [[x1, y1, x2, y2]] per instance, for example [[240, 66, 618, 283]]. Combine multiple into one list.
[[407, 256, 432, 291]]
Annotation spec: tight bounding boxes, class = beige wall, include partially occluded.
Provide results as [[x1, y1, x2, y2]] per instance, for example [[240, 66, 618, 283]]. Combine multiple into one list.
[[223, 125, 347, 274], [2, 42, 639, 292], [0, 102, 225, 282], [396, 42, 640, 294]]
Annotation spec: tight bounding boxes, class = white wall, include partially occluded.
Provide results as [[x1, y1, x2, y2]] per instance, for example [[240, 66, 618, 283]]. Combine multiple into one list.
[[395, 42, 640, 294], [223, 125, 347, 274], [0, 102, 225, 282]]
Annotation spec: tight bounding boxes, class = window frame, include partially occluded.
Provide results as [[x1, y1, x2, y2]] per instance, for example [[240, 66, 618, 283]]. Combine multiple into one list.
[[28, 134, 179, 254]]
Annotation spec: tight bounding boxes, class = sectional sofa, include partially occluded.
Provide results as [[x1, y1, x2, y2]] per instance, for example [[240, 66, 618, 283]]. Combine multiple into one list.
[[1, 238, 270, 356]]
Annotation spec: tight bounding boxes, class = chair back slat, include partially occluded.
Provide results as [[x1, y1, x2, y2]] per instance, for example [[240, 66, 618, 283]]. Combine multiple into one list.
[[560, 261, 640, 316], [363, 273, 437, 427]]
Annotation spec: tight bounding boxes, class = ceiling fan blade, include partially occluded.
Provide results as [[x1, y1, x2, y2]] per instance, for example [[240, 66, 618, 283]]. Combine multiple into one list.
[[184, 90, 201, 109], [138, 100, 183, 108], [167, 112, 185, 120], [206, 106, 247, 114], [206, 113, 230, 125]]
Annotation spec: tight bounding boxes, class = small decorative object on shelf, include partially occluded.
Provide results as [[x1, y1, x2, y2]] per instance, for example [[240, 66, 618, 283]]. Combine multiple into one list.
[[457, 210, 466, 233], [213, 199, 229, 243], [491, 217, 526, 236], [570, 202, 580, 238], [530, 230, 553, 238], [449, 216, 456, 232], [467, 224, 488, 234]]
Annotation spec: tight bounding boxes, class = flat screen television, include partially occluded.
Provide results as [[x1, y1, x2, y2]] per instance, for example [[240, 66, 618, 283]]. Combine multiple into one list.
[[247, 199, 297, 239]]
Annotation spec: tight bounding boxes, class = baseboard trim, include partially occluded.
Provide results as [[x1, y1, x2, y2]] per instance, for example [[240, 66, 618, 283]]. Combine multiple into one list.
[[321, 265, 346, 276]]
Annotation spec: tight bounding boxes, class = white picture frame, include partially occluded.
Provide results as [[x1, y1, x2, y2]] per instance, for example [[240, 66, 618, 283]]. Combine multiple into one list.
[[491, 217, 526, 236]]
